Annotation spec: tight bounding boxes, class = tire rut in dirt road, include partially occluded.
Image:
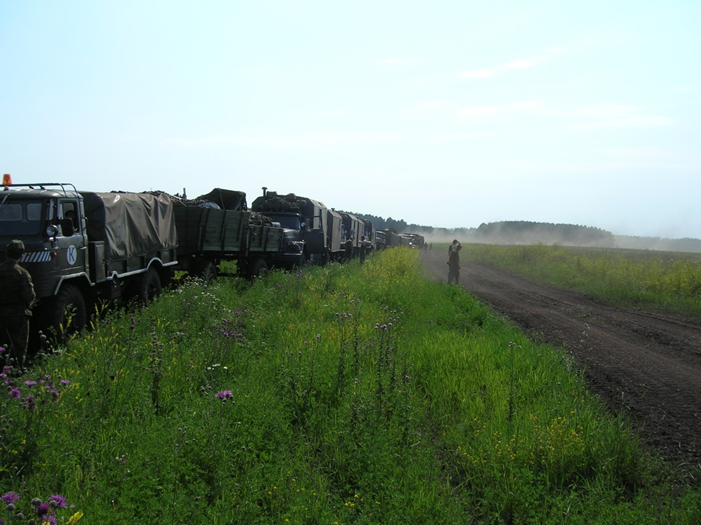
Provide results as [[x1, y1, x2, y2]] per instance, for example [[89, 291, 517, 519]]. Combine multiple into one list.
[[420, 250, 701, 471]]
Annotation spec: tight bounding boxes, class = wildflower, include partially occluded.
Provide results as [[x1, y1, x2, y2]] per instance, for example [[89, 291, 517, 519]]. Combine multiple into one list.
[[67, 510, 84, 524], [49, 495, 67, 509], [24, 380, 37, 387], [23, 395, 36, 411], [35, 502, 50, 517], [215, 390, 233, 400], [60, 380, 70, 386], [1, 492, 20, 505], [9, 389, 21, 399]]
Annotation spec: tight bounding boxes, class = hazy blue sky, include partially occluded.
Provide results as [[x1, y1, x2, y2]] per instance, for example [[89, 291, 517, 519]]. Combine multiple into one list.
[[2, 1, 699, 238]]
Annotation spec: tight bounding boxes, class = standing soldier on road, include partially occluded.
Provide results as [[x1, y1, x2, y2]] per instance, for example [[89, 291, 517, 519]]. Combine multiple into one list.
[[359, 235, 368, 264], [345, 236, 354, 262], [0, 240, 36, 370], [447, 239, 462, 284]]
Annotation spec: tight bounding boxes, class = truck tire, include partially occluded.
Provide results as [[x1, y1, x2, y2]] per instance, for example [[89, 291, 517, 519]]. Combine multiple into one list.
[[133, 267, 162, 305], [38, 284, 88, 345], [249, 258, 268, 278]]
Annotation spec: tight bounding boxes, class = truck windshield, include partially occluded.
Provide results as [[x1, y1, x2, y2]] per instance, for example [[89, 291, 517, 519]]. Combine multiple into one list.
[[267, 214, 301, 230], [0, 199, 44, 236]]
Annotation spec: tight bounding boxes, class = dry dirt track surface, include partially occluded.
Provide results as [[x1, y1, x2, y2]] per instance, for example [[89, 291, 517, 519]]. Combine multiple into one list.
[[420, 250, 701, 472]]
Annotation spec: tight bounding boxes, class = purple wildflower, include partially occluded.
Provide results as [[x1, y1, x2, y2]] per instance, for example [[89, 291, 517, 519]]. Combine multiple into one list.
[[9, 389, 21, 399], [23, 395, 36, 411], [60, 380, 70, 385], [24, 381, 37, 387], [0, 346, 5, 354], [1, 492, 20, 505], [35, 502, 50, 517], [48, 495, 67, 509], [215, 390, 233, 400]]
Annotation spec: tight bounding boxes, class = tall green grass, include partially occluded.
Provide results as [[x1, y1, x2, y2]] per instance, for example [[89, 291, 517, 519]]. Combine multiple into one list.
[[1, 249, 699, 524], [464, 243, 701, 319]]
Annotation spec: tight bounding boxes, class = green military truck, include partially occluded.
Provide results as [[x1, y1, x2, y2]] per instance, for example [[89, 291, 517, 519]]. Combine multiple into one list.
[[172, 188, 283, 279], [0, 182, 178, 346], [251, 187, 344, 266]]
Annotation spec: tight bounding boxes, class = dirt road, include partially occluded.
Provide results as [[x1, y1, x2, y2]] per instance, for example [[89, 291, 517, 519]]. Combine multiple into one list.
[[420, 250, 701, 471]]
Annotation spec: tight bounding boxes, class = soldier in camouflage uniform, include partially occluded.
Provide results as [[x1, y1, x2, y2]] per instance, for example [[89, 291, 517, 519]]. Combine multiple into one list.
[[447, 239, 462, 284], [0, 240, 36, 369]]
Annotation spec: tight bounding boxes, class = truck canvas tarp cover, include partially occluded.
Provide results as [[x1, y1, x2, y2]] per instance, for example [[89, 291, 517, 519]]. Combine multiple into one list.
[[195, 188, 247, 211], [81, 192, 178, 269]]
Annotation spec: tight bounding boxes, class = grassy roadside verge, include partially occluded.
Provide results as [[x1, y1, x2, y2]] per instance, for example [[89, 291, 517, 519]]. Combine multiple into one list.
[[463, 243, 701, 320], [1, 248, 699, 524]]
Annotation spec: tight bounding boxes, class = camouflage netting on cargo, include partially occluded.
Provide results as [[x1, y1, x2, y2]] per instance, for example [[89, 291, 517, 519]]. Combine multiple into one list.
[[251, 193, 308, 213], [143, 189, 276, 227]]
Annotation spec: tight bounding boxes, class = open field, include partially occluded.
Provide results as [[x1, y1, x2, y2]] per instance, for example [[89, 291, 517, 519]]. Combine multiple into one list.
[[2, 248, 700, 524], [421, 243, 701, 469], [461, 243, 701, 320]]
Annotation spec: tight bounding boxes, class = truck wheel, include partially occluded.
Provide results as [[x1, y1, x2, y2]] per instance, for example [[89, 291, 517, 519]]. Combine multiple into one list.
[[39, 284, 88, 345], [136, 267, 162, 305], [160, 268, 174, 290], [249, 258, 268, 278]]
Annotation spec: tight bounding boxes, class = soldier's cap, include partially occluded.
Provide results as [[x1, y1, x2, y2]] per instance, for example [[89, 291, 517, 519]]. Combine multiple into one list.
[[7, 239, 25, 253]]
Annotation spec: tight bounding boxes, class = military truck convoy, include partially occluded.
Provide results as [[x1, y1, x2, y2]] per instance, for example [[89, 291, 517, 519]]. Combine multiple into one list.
[[251, 188, 382, 263], [0, 182, 287, 345], [0, 179, 422, 348]]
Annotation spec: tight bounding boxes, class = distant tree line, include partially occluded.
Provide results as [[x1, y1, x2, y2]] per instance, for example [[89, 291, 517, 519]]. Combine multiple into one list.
[[344, 213, 701, 253], [475, 221, 615, 247], [345, 211, 475, 240], [343, 212, 408, 233]]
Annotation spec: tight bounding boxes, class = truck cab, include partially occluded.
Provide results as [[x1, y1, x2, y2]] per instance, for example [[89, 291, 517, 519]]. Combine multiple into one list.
[[0, 184, 89, 300], [258, 210, 311, 267]]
